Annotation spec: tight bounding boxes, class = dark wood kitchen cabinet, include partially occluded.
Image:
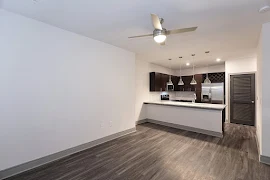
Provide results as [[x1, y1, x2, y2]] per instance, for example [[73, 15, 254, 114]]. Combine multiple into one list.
[[150, 72, 225, 93], [176, 75, 202, 93], [161, 74, 169, 91], [172, 76, 180, 91], [150, 72, 169, 92], [202, 72, 225, 83], [177, 76, 194, 91], [150, 72, 161, 91], [184, 76, 194, 91]]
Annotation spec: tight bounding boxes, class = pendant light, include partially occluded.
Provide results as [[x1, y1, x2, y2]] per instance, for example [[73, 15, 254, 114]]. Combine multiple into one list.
[[167, 59, 173, 85], [204, 51, 212, 84], [190, 54, 197, 85], [178, 57, 184, 85]]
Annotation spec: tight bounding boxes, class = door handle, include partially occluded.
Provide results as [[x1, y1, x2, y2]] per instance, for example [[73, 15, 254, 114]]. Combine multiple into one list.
[[251, 101, 254, 103]]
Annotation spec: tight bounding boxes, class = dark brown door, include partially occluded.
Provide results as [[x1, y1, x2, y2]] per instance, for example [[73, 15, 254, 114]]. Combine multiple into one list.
[[230, 74, 255, 126]]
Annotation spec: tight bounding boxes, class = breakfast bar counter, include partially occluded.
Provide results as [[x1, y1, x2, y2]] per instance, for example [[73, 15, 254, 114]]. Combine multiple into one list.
[[143, 101, 226, 137]]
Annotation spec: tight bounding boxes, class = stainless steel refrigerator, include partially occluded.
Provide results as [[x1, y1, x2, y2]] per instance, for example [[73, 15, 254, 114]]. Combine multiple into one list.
[[201, 83, 224, 104]]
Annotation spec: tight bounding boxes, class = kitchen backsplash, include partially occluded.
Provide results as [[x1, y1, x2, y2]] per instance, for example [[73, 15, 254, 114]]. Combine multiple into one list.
[[149, 91, 196, 101], [174, 92, 196, 101]]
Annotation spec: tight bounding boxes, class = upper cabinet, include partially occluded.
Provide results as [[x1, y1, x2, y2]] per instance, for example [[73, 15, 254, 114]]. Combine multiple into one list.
[[175, 76, 196, 91], [149, 72, 225, 92], [149, 72, 169, 92], [202, 72, 225, 83], [171, 76, 180, 91], [161, 74, 169, 91]]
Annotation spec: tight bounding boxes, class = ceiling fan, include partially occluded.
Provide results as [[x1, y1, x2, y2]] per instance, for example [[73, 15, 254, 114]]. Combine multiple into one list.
[[128, 14, 197, 45]]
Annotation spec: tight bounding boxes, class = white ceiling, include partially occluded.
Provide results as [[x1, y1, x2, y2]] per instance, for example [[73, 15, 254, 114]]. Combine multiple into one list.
[[1, 0, 270, 69]]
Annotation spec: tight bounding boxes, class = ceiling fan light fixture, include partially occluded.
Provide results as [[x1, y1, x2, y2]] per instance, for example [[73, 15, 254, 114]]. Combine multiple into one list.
[[128, 14, 197, 45], [154, 34, 166, 43], [153, 29, 167, 43]]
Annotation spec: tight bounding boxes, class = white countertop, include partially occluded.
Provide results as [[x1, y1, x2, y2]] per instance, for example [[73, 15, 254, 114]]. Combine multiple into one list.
[[144, 101, 226, 110]]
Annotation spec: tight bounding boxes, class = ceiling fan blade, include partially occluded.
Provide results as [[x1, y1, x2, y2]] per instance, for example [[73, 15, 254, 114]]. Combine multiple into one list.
[[151, 14, 162, 30], [166, 27, 198, 35], [160, 41, 165, 46], [128, 34, 153, 38]]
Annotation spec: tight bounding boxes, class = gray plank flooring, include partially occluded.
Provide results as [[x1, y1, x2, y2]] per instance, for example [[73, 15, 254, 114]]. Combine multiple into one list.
[[5, 123, 270, 180]]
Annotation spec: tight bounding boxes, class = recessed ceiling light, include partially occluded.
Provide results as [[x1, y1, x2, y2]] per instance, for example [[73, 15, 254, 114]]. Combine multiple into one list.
[[186, 62, 190, 66], [216, 58, 221, 62]]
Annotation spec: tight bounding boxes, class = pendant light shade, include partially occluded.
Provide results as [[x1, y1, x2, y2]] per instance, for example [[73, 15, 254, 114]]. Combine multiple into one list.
[[190, 54, 197, 85], [167, 58, 173, 85], [178, 77, 184, 85], [167, 75, 173, 85], [190, 77, 197, 85], [178, 57, 184, 85], [204, 51, 211, 84], [204, 74, 212, 84]]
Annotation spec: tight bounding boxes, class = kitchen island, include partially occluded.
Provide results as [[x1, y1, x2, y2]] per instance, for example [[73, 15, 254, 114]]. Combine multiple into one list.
[[143, 101, 226, 137]]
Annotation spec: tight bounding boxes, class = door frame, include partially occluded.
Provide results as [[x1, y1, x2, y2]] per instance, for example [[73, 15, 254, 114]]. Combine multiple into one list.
[[227, 72, 256, 124]]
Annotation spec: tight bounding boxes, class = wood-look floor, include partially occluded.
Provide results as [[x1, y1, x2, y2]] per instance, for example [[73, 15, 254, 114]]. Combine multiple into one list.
[[6, 123, 270, 180]]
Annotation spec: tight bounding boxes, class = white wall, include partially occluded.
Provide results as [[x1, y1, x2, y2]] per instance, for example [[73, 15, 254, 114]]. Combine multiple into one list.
[[257, 31, 263, 155], [0, 9, 135, 171], [260, 22, 270, 157], [135, 60, 149, 121], [135, 60, 174, 121], [174, 64, 225, 76], [149, 63, 175, 75], [225, 57, 257, 122]]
